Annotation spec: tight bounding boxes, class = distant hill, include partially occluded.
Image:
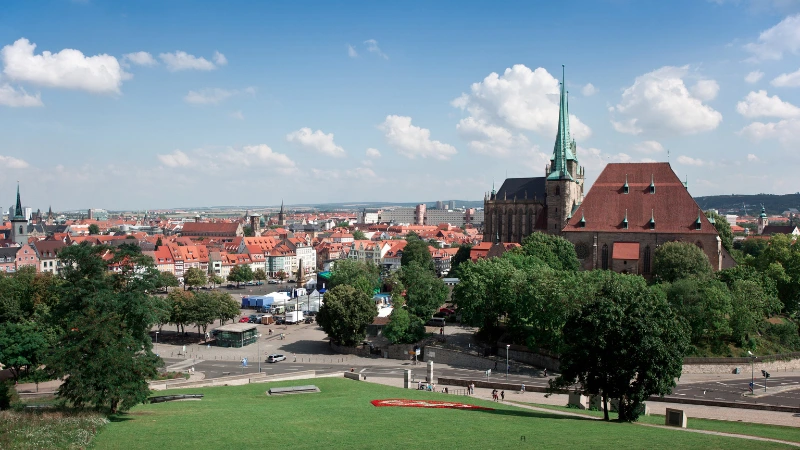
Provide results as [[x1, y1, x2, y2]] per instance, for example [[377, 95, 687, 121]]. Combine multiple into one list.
[[694, 193, 800, 216]]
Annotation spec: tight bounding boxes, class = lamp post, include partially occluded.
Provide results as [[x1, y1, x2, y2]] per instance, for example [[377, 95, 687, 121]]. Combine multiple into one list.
[[155, 331, 159, 356], [257, 333, 262, 373], [506, 344, 510, 380], [748, 351, 756, 394]]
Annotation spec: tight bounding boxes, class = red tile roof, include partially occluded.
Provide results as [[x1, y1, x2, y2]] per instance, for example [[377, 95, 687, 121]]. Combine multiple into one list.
[[612, 242, 640, 260], [563, 163, 716, 234]]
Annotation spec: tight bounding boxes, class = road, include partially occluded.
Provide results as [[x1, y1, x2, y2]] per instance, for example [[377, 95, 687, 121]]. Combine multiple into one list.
[[665, 375, 800, 408]]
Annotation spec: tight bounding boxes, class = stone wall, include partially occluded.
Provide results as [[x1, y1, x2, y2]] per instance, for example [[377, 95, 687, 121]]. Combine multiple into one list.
[[498, 342, 560, 372], [385, 344, 415, 360], [330, 341, 371, 357], [682, 358, 800, 374], [423, 346, 496, 370]]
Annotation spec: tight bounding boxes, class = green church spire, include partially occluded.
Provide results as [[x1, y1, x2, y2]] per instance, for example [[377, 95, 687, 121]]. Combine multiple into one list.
[[548, 65, 575, 181], [13, 183, 24, 220]]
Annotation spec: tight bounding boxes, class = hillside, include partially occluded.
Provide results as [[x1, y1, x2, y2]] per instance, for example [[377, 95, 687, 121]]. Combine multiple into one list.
[[694, 193, 800, 215]]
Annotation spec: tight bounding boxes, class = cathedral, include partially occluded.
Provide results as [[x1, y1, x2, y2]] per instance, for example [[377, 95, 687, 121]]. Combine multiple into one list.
[[483, 66, 585, 243]]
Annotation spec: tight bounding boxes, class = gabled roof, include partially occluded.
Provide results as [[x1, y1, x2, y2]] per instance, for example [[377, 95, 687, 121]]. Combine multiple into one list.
[[494, 177, 547, 201], [762, 225, 799, 235], [563, 162, 716, 234], [181, 222, 240, 234]]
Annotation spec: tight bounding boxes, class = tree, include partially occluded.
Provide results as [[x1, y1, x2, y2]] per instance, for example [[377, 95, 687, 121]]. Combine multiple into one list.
[[168, 290, 194, 335], [253, 268, 267, 282], [46, 243, 162, 413], [665, 278, 732, 350], [216, 292, 240, 325], [383, 306, 424, 344], [88, 224, 100, 235], [316, 285, 376, 346], [330, 259, 380, 296], [352, 230, 367, 240], [705, 211, 733, 252], [449, 244, 472, 278], [652, 241, 713, 283], [550, 272, 688, 422], [155, 237, 163, 249], [0, 322, 49, 381], [276, 270, 287, 281], [243, 225, 255, 237], [518, 232, 579, 271], [400, 262, 448, 320], [400, 237, 435, 273], [192, 291, 220, 336], [157, 271, 179, 291], [183, 267, 207, 290], [227, 264, 254, 286]]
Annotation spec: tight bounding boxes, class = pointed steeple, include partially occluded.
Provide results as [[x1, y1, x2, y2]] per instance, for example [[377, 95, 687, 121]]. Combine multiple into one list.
[[13, 183, 24, 221], [280, 199, 284, 215], [548, 65, 574, 181]]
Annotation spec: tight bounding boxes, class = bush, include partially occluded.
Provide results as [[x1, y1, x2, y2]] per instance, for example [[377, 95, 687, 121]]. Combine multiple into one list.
[[761, 321, 800, 349], [0, 381, 19, 411]]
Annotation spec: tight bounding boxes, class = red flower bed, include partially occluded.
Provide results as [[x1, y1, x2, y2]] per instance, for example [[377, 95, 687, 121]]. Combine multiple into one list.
[[371, 399, 494, 411]]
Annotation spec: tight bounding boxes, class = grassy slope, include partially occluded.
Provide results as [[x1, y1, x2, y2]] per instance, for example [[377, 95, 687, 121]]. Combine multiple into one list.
[[519, 402, 800, 444], [90, 378, 793, 450]]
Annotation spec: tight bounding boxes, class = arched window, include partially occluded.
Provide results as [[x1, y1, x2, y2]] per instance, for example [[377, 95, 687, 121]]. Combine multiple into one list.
[[601, 244, 609, 270], [643, 246, 651, 274], [555, 186, 561, 196], [507, 211, 514, 242], [18, 226, 22, 235]]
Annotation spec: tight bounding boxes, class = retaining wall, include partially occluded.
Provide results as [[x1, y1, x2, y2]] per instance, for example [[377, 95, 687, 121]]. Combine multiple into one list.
[[498, 342, 560, 372], [423, 346, 496, 371], [682, 358, 800, 374], [330, 341, 371, 357]]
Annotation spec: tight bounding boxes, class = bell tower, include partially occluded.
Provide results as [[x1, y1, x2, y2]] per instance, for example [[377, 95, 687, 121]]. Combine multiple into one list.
[[10, 183, 29, 246]]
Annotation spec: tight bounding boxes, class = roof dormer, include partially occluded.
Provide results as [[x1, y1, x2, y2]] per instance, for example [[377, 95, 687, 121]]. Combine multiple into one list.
[[649, 174, 656, 194], [695, 211, 702, 230], [622, 209, 629, 229], [578, 212, 586, 228], [623, 174, 629, 194], [649, 209, 655, 230]]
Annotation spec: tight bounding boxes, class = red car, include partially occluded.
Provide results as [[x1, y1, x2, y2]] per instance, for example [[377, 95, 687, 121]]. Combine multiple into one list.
[[238, 317, 250, 323], [439, 308, 455, 315]]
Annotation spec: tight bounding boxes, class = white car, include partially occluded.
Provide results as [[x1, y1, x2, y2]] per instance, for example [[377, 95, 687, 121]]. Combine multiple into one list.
[[267, 354, 286, 363]]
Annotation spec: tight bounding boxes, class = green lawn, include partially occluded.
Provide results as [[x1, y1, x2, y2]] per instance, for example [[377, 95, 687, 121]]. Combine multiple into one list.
[[91, 378, 793, 449], [515, 401, 800, 444]]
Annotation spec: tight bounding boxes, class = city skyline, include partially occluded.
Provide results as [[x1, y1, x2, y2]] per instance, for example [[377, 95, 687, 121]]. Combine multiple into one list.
[[3, 0, 800, 210]]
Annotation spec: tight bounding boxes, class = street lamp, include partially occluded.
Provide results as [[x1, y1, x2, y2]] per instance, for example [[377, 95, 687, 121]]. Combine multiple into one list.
[[506, 344, 510, 380], [748, 351, 755, 394], [257, 333, 263, 373], [155, 331, 159, 356]]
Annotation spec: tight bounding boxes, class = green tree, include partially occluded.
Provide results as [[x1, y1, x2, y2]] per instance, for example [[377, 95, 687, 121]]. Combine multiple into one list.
[[652, 241, 713, 283], [729, 279, 782, 347], [705, 210, 733, 252], [330, 259, 380, 296], [155, 237, 163, 249], [183, 267, 207, 290], [427, 239, 442, 249], [88, 223, 100, 235], [517, 232, 579, 271], [276, 270, 287, 281], [400, 237, 435, 273], [400, 262, 448, 320], [253, 268, 267, 282], [665, 278, 732, 350], [168, 289, 194, 335], [243, 225, 255, 237], [453, 257, 519, 331], [210, 274, 224, 287], [215, 292, 240, 325], [352, 230, 367, 240], [382, 306, 424, 344], [157, 271, 179, 291], [227, 264, 254, 286], [550, 272, 688, 422], [449, 244, 472, 278], [316, 285, 376, 346], [192, 291, 220, 336], [0, 322, 49, 381]]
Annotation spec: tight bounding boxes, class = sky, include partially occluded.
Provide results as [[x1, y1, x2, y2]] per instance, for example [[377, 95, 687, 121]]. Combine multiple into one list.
[[2, 0, 800, 210]]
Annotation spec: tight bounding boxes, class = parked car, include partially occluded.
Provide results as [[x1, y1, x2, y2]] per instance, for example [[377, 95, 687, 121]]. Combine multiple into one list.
[[267, 354, 286, 363], [274, 317, 285, 325], [268, 280, 278, 284], [226, 284, 236, 289], [304, 311, 317, 317], [238, 317, 250, 323], [256, 281, 264, 286], [439, 307, 455, 315], [304, 317, 314, 324], [287, 279, 296, 283]]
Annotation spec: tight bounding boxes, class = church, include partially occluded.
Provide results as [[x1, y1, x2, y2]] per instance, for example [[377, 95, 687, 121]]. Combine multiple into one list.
[[483, 67, 734, 274]]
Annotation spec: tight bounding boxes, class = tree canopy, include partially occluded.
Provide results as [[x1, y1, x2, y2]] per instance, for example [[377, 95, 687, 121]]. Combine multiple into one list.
[[652, 241, 713, 283], [705, 210, 733, 252], [88, 224, 100, 235], [330, 259, 379, 296], [316, 285, 376, 346], [184, 267, 207, 290], [400, 236, 435, 273], [517, 232, 580, 271], [227, 264, 253, 286]]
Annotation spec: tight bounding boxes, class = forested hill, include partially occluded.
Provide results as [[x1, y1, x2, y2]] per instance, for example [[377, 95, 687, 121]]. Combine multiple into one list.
[[694, 193, 800, 215]]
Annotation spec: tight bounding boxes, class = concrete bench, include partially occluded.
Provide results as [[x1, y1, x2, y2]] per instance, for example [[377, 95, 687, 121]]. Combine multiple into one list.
[[344, 372, 366, 381], [267, 385, 320, 396]]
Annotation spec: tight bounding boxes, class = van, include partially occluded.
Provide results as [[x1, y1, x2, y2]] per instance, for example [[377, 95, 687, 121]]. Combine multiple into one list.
[[427, 317, 446, 327]]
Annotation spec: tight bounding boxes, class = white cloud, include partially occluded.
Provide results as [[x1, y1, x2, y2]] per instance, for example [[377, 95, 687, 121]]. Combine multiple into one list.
[[0, 155, 29, 169], [455, 116, 530, 156], [677, 155, 706, 166], [632, 140, 664, 154], [738, 118, 800, 145], [610, 66, 722, 135], [231, 110, 244, 120], [347, 45, 358, 58], [1, 38, 128, 94], [157, 150, 192, 168], [745, 70, 764, 83], [159, 51, 223, 71], [379, 115, 457, 160], [581, 83, 597, 96], [364, 39, 388, 59], [452, 64, 591, 142], [747, 153, 760, 162], [213, 51, 227, 66], [690, 79, 720, 101], [346, 167, 377, 180], [771, 68, 800, 87], [221, 144, 295, 169], [0, 84, 43, 107], [744, 14, 800, 61], [365, 148, 381, 158], [736, 90, 800, 118], [184, 88, 235, 105], [286, 127, 346, 157], [122, 51, 157, 67]]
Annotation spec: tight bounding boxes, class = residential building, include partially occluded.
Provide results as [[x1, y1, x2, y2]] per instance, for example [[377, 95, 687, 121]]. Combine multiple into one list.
[[33, 240, 66, 274]]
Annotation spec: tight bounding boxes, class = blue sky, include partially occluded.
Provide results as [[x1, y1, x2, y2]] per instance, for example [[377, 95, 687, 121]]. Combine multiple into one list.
[[1, 0, 800, 210]]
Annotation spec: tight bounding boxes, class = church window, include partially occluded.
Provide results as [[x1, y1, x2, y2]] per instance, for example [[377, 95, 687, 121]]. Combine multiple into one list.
[[643, 246, 651, 273], [555, 186, 560, 196], [575, 243, 589, 259], [601, 244, 609, 270], [18, 226, 22, 234]]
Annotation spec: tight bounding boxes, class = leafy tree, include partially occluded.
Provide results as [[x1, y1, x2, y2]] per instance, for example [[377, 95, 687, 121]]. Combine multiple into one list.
[[729, 279, 782, 347], [276, 270, 287, 281], [383, 306, 425, 344], [705, 210, 733, 252], [665, 278, 732, 350], [400, 262, 448, 320], [88, 224, 100, 235], [453, 257, 519, 331], [243, 225, 255, 237], [336, 221, 350, 228], [400, 237, 435, 273], [192, 291, 220, 336], [316, 285, 376, 346], [517, 232, 579, 271], [0, 322, 49, 380], [330, 259, 380, 296], [253, 268, 267, 281], [151, 294, 172, 332], [227, 264, 254, 286], [157, 271, 179, 291], [652, 241, 713, 283], [215, 292, 240, 325], [550, 272, 688, 422], [184, 267, 207, 290], [449, 244, 472, 278], [352, 230, 366, 240], [168, 289, 194, 334], [155, 237, 163, 249]]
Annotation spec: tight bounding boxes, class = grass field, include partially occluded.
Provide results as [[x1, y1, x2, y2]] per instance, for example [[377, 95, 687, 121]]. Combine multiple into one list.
[[87, 378, 799, 449], [517, 401, 800, 444], [0, 410, 108, 450]]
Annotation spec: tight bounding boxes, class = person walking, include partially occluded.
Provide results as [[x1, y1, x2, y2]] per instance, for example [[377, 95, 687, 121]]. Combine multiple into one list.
[[520, 383, 525, 394], [543, 368, 547, 377], [500, 390, 505, 401]]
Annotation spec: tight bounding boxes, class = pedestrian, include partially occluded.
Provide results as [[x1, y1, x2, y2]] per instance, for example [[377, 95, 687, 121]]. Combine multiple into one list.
[[543, 368, 547, 377], [520, 383, 525, 394], [445, 387, 449, 394], [440, 327, 444, 335], [500, 390, 504, 401], [494, 360, 498, 370]]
